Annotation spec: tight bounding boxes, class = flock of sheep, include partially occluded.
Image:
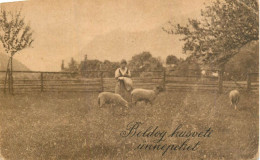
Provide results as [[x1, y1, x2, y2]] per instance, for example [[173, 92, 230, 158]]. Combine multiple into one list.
[[97, 83, 240, 110], [98, 85, 164, 109]]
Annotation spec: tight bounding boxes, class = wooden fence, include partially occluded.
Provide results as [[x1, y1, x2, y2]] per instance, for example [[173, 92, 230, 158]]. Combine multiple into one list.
[[0, 70, 258, 94]]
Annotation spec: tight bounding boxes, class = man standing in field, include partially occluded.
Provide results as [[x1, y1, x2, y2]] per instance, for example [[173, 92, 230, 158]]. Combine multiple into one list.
[[115, 59, 132, 102]]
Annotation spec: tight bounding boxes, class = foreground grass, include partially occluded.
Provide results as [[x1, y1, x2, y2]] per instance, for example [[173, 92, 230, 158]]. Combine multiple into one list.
[[0, 91, 258, 160]]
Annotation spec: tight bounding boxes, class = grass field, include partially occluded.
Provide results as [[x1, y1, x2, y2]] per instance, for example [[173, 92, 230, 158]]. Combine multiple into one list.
[[0, 90, 258, 160]]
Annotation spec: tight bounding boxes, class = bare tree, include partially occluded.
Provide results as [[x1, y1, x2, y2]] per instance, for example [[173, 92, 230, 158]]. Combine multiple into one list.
[[0, 9, 34, 94]]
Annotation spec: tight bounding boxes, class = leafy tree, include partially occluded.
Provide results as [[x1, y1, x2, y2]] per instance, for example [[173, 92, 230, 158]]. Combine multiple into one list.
[[129, 51, 151, 72], [128, 52, 164, 78], [166, 55, 179, 65], [78, 58, 102, 78], [78, 54, 88, 74], [172, 57, 201, 77], [76, 55, 120, 78], [68, 57, 78, 72], [225, 40, 259, 80], [164, 0, 258, 69], [61, 60, 65, 71], [128, 51, 164, 75], [101, 60, 120, 77], [0, 9, 34, 93]]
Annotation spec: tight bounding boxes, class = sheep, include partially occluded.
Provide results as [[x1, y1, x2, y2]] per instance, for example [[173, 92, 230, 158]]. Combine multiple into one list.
[[98, 92, 129, 108], [229, 89, 240, 110], [131, 85, 164, 106]]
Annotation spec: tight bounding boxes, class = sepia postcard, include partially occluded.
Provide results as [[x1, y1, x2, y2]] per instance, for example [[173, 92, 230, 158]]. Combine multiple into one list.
[[0, 0, 258, 159]]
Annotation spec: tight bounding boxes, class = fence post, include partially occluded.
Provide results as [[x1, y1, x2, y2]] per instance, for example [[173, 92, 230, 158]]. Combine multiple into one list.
[[218, 70, 223, 94], [100, 71, 103, 92], [247, 72, 251, 91], [41, 72, 44, 92], [163, 69, 166, 90]]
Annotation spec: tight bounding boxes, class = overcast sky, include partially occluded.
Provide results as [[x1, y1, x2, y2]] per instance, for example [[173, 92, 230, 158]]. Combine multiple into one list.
[[0, 0, 210, 71]]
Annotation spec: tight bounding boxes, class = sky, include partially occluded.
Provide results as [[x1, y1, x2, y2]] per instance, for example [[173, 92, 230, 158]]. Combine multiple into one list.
[[0, 0, 210, 71]]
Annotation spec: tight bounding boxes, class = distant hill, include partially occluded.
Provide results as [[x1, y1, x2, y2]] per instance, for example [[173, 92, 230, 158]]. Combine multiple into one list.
[[79, 28, 185, 62], [0, 52, 30, 71]]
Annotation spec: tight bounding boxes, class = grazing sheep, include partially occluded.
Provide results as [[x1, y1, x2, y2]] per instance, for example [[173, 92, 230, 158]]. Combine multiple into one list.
[[131, 86, 164, 106], [98, 92, 129, 108], [229, 90, 240, 110]]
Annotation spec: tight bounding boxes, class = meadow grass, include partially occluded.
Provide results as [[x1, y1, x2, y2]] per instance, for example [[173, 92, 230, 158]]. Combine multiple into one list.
[[0, 90, 258, 160]]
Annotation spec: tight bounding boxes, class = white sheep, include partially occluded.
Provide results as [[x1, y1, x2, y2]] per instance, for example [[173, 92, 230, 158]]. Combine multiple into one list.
[[229, 89, 240, 110], [131, 86, 164, 106], [98, 92, 129, 108]]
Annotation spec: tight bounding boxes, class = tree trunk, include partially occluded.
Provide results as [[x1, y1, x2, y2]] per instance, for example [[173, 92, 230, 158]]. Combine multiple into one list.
[[4, 58, 10, 94], [10, 56, 13, 94], [218, 64, 225, 94], [8, 69, 11, 93]]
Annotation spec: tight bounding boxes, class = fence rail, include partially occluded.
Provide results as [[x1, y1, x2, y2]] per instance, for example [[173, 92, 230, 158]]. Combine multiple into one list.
[[0, 70, 258, 94]]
